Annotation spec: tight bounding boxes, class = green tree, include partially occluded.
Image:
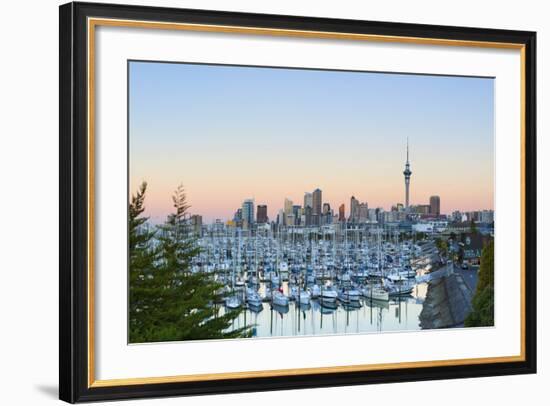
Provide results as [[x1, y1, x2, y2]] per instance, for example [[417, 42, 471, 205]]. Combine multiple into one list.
[[465, 240, 494, 327], [129, 183, 251, 343], [434, 237, 448, 256], [129, 182, 160, 343], [415, 232, 426, 241]]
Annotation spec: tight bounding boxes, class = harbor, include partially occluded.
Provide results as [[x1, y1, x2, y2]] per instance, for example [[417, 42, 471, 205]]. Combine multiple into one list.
[[188, 226, 450, 338]]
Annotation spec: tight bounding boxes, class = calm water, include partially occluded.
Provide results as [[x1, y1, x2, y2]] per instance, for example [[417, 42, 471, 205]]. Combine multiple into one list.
[[222, 282, 428, 338]]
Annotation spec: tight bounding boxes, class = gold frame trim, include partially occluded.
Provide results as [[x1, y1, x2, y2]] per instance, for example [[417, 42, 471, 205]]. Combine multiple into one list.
[[87, 17, 527, 388]]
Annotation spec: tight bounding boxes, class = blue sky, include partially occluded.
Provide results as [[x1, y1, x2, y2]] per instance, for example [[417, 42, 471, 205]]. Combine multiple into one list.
[[129, 61, 494, 223]]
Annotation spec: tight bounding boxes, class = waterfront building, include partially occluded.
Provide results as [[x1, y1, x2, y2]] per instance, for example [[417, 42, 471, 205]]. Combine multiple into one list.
[[430, 195, 441, 216], [403, 138, 412, 209], [412, 220, 448, 233], [256, 205, 268, 223]]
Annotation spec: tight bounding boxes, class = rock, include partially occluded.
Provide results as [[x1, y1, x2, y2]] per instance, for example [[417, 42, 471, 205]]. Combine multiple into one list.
[[420, 270, 473, 329]]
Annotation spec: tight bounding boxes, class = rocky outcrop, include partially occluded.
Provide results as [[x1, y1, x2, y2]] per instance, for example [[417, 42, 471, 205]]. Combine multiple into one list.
[[419, 272, 473, 329]]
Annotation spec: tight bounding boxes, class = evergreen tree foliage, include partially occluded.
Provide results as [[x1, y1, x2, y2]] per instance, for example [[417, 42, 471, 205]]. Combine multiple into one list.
[[129, 182, 160, 343], [129, 183, 251, 343], [434, 237, 448, 257], [464, 240, 494, 327]]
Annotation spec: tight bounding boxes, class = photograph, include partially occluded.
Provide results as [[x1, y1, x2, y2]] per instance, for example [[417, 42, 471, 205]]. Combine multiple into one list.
[[128, 61, 496, 344], [54, 1, 536, 402]]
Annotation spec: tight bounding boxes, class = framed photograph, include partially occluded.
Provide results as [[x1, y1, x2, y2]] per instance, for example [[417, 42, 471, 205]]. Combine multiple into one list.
[[59, 2, 536, 403]]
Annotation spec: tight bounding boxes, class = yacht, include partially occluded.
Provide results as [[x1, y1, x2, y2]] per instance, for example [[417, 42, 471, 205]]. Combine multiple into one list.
[[362, 286, 389, 302], [338, 288, 361, 303], [320, 285, 338, 305], [246, 287, 262, 307], [298, 290, 311, 305], [225, 295, 242, 309], [271, 290, 289, 307], [308, 284, 321, 299]]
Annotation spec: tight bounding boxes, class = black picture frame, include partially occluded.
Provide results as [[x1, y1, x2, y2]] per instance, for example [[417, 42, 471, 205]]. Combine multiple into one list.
[[59, 1, 537, 403]]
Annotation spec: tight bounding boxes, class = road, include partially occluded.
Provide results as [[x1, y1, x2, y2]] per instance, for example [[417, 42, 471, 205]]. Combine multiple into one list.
[[454, 264, 479, 292]]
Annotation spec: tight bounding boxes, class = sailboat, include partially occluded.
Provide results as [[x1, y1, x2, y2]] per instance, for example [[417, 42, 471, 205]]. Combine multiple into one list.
[[246, 287, 262, 308], [338, 287, 361, 304], [320, 284, 338, 306], [308, 284, 321, 299], [271, 287, 289, 307], [225, 295, 242, 309], [362, 285, 389, 302]]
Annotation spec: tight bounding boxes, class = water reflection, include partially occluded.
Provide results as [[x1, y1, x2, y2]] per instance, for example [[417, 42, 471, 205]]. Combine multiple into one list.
[[225, 281, 427, 338]]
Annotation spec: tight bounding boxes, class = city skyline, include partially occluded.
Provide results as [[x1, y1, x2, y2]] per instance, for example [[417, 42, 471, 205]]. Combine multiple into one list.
[[129, 61, 494, 223]]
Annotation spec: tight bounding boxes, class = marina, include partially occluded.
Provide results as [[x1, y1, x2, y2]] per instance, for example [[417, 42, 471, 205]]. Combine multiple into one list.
[[189, 226, 442, 338]]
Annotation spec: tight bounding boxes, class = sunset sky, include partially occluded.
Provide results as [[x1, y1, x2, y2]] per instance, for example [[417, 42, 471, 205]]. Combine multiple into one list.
[[129, 61, 494, 224]]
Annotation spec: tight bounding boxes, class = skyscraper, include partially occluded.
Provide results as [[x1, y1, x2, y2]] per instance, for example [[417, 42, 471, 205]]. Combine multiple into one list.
[[429, 195, 441, 216], [190, 215, 203, 236], [322, 203, 332, 225], [349, 196, 359, 222], [257, 205, 268, 223], [284, 198, 293, 216], [242, 199, 254, 226], [233, 208, 243, 222], [283, 198, 293, 226], [358, 202, 369, 223], [292, 205, 302, 226], [303, 192, 313, 210], [403, 138, 412, 209], [312, 188, 322, 216], [339, 204, 345, 222], [304, 206, 313, 226]]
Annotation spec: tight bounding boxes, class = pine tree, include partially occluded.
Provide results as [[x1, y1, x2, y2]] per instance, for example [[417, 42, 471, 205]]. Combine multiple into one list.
[[128, 182, 160, 343], [464, 240, 494, 327], [129, 183, 251, 343]]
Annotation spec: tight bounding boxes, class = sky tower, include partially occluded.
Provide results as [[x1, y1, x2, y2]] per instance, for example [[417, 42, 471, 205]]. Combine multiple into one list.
[[403, 138, 412, 209]]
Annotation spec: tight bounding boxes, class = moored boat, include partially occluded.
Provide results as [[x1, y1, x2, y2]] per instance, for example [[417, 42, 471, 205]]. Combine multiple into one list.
[[362, 286, 389, 301], [225, 295, 242, 309], [271, 289, 289, 307]]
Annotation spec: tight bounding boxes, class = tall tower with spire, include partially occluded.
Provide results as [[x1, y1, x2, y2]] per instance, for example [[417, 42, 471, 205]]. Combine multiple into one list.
[[403, 138, 412, 209]]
